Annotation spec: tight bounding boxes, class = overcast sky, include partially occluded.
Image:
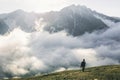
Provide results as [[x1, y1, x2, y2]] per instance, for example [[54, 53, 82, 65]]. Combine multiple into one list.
[[0, 0, 120, 17]]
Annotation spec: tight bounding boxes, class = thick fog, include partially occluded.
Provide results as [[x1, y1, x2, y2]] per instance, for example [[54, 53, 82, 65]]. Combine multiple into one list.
[[0, 21, 120, 78]]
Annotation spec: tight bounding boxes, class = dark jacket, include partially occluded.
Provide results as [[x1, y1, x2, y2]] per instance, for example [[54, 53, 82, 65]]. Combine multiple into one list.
[[81, 61, 86, 67]]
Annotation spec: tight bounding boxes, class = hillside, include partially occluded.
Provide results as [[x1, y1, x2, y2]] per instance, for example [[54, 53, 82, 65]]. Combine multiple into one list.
[[7, 65, 120, 80]]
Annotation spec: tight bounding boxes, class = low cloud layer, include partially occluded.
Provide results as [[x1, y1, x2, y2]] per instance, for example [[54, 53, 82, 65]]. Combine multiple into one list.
[[0, 22, 120, 78]]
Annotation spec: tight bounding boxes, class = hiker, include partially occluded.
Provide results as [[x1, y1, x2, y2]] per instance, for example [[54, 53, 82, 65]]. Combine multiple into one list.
[[80, 59, 86, 72]]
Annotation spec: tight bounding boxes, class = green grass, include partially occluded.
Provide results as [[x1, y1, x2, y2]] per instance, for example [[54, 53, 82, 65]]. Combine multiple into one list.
[[7, 65, 120, 80]]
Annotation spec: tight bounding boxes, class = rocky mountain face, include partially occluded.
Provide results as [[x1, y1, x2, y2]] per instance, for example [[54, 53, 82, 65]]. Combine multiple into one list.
[[0, 5, 120, 36], [42, 5, 109, 36], [0, 19, 9, 34], [0, 10, 39, 33]]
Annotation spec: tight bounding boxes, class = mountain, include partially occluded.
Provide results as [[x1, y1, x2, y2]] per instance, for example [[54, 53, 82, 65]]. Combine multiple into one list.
[[7, 65, 120, 80], [0, 5, 120, 36], [0, 19, 9, 34], [0, 9, 39, 32], [93, 11, 120, 27], [94, 11, 120, 23], [42, 5, 109, 36]]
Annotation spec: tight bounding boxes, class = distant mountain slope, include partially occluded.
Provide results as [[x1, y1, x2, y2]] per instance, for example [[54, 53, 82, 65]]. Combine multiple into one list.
[[0, 10, 38, 32], [0, 5, 120, 36], [8, 65, 120, 80], [0, 19, 9, 34], [94, 11, 120, 23], [42, 5, 109, 36]]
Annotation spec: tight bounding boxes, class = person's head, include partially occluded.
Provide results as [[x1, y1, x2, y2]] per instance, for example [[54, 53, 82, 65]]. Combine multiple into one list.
[[83, 59, 85, 62]]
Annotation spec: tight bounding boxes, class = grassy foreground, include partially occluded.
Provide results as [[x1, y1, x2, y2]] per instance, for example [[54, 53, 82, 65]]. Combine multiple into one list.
[[8, 65, 120, 80]]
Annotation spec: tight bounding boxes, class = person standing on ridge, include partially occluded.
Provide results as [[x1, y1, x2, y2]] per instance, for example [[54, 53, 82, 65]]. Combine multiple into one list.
[[80, 59, 86, 72]]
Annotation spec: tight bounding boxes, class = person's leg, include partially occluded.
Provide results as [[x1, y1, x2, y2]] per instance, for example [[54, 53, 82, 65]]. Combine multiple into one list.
[[82, 67, 85, 72]]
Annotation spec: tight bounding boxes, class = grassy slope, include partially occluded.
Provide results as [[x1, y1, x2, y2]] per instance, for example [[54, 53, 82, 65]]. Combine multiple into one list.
[[9, 65, 120, 80]]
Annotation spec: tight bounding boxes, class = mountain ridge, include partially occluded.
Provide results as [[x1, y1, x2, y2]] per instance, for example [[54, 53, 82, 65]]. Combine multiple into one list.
[[0, 5, 120, 35]]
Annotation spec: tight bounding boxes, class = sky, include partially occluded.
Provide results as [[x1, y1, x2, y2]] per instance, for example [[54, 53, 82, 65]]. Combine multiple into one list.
[[0, 0, 120, 17]]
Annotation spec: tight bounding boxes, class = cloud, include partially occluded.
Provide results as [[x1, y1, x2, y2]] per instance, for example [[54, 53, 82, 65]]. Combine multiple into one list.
[[0, 20, 120, 78], [0, 28, 46, 77]]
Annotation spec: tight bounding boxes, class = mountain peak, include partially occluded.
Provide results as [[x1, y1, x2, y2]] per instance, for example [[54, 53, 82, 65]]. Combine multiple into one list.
[[61, 4, 91, 12], [11, 9, 26, 15], [60, 5, 92, 17]]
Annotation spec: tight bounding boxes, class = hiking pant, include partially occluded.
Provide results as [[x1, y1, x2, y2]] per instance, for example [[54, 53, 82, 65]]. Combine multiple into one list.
[[82, 67, 85, 72]]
